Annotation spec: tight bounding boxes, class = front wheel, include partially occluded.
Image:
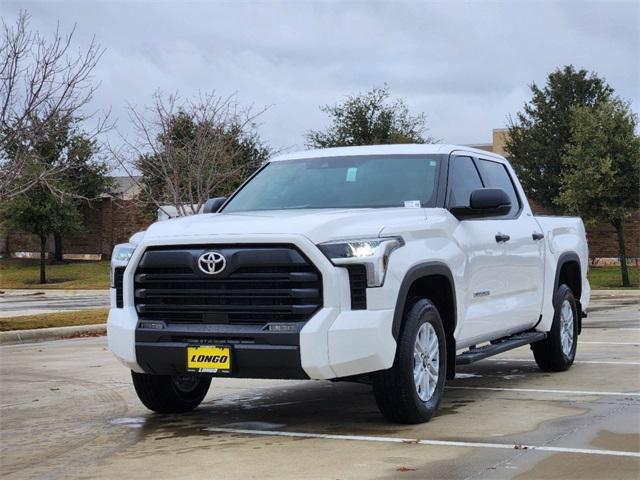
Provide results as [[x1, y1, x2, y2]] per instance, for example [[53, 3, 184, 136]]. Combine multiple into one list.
[[131, 371, 211, 413], [532, 284, 578, 371], [372, 298, 447, 424]]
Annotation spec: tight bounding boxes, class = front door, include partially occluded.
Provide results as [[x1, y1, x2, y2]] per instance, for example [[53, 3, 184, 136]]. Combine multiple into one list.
[[446, 155, 511, 345]]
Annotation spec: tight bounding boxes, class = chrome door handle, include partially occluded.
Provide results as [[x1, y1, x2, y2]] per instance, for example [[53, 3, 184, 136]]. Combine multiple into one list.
[[495, 233, 510, 243]]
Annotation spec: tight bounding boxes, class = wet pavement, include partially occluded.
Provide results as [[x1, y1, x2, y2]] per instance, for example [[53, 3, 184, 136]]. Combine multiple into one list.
[[0, 294, 638, 479]]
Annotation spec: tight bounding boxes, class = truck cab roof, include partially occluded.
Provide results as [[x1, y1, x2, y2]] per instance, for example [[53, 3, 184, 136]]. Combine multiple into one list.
[[271, 143, 507, 163]]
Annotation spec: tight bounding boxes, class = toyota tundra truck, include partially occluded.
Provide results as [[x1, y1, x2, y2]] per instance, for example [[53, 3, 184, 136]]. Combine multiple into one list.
[[107, 144, 590, 423]]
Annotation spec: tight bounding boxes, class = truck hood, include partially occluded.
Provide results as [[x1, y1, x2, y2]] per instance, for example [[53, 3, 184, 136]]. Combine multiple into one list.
[[142, 208, 427, 244]]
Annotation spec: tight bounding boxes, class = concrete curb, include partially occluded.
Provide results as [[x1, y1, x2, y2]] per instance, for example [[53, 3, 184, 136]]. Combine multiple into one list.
[[0, 289, 110, 296], [591, 289, 639, 297], [0, 324, 106, 345]]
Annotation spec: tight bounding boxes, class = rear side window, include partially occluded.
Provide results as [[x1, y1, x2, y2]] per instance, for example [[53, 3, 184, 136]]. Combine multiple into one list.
[[476, 159, 520, 216], [447, 156, 483, 208]]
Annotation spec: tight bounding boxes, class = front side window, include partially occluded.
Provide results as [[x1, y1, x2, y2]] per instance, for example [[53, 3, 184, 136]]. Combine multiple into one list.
[[223, 155, 442, 212], [476, 159, 521, 216], [447, 156, 483, 208]]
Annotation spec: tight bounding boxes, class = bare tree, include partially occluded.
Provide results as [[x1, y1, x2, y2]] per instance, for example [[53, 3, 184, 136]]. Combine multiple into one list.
[[112, 91, 270, 218], [0, 11, 108, 199]]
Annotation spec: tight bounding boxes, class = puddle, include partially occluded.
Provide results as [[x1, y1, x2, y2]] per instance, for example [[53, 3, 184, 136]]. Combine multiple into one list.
[[435, 399, 471, 417], [221, 421, 286, 430], [110, 417, 147, 428], [209, 393, 266, 409]]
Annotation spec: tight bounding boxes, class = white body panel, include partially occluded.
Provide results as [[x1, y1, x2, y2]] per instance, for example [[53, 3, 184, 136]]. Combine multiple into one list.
[[535, 215, 591, 331], [107, 144, 590, 379]]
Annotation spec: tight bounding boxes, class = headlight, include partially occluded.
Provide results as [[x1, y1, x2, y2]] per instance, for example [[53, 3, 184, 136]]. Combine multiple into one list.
[[110, 243, 136, 287], [318, 237, 404, 287], [112, 243, 136, 263]]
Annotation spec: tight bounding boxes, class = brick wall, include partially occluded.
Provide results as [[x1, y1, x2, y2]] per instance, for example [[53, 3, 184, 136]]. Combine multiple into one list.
[[584, 215, 639, 261], [111, 200, 150, 248], [2, 198, 150, 259]]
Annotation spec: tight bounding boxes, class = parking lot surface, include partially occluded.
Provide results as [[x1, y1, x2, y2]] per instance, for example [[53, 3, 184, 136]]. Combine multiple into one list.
[[0, 290, 109, 318], [1, 294, 638, 479]]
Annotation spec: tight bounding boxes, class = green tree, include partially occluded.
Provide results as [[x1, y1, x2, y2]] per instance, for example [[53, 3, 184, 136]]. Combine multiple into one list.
[[122, 93, 270, 219], [0, 115, 109, 281], [306, 85, 434, 148], [1, 187, 80, 283], [558, 99, 640, 287], [506, 66, 613, 212]]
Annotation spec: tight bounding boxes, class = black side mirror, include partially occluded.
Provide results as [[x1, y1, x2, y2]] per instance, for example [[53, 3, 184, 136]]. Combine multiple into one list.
[[450, 188, 511, 220], [203, 197, 227, 214]]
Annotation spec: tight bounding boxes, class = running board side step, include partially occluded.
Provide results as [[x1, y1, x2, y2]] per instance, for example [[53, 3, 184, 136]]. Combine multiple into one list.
[[456, 331, 547, 365]]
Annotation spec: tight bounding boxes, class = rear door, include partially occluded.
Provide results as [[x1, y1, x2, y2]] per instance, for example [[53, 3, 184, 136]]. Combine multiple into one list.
[[474, 157, 545, 331]]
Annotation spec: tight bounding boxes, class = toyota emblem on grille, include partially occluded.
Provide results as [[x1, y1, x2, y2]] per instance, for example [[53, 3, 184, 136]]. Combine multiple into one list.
[[197, 251, 226, 275]]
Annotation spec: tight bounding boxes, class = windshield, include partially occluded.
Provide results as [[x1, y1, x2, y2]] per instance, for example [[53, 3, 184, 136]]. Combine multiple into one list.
[[223, 155, 442, 212]]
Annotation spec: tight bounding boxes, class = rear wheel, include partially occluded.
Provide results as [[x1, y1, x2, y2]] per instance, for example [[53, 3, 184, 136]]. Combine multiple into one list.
[[532, 284, 578, 371], [373, 299, 447, 424], [131, 371, 211, 413]]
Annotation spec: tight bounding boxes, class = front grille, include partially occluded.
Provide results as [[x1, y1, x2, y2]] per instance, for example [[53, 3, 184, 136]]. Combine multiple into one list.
[[134, 245, 322, 325]]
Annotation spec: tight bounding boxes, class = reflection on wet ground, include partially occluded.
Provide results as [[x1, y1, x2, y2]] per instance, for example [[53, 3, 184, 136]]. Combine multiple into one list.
[[104, 357, 634, 443]]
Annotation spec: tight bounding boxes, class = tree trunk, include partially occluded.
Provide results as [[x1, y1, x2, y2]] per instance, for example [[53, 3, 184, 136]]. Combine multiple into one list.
[[54, 233, 63, 262], [613, 220, 630, 288], [39, 234, 47, 284]]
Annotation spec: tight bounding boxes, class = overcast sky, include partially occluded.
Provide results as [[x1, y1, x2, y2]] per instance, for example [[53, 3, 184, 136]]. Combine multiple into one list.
[[2, 1, 639, 160]]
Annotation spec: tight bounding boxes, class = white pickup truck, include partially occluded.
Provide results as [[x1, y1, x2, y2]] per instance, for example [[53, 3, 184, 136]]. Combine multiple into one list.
[[108, 144, 590, 423]]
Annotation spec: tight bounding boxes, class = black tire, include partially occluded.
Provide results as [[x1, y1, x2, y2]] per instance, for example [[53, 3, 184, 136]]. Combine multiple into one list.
[[532, 284, 578, 372], [131, 371, 211, 413], [372, 298, 447, 424]]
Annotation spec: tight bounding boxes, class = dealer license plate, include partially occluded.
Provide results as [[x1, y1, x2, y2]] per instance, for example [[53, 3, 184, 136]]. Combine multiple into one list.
[[186, 345, 231, 373]]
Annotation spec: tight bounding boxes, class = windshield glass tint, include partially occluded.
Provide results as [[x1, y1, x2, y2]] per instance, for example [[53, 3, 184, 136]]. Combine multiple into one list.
[[223, 155, 441, 212]]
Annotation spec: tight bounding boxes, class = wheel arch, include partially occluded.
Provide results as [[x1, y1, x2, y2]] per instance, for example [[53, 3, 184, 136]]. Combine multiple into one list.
[[392, 262, 457, 379], [554, 251, 583, 334]]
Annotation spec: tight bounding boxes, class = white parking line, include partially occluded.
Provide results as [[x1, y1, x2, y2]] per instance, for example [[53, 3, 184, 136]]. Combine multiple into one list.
[[205, 427, 640, 458], [490, 358, 640, 366], [446, 386, 640, 397], [581, 341, 639, 345]]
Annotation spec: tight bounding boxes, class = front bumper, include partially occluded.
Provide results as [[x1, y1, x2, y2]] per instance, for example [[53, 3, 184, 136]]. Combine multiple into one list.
[[107, 304, 396, 380], [136, 322, 307, 379]]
